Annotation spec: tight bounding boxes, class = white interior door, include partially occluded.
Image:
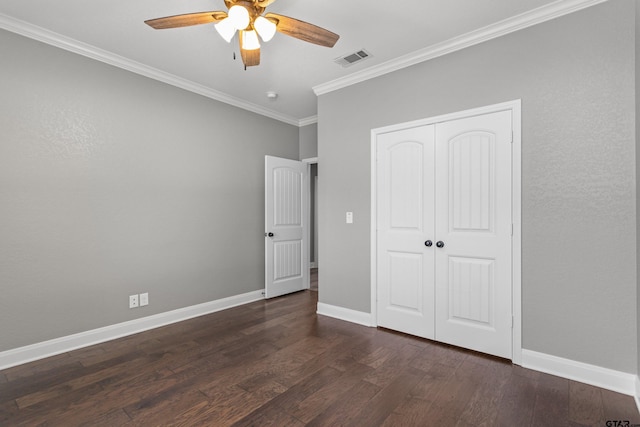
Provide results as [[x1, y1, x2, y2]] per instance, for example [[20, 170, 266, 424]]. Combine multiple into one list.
[[265, 156, 308, 299], [376, 126, 436, 339], [434, 110, 513, 359]]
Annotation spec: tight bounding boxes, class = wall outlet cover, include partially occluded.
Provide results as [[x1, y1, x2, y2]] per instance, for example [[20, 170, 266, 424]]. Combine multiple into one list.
[[129, 294, 139, 309]]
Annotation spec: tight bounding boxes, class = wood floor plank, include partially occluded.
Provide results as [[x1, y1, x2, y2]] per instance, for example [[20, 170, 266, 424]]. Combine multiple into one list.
[[6, 382, 105, 426], [304, 380, 381, 427], [285, 359, 375, 423], [1, 288, 638, 425], [124, 388, 209, 425], [362, 343, 423, 388], [0, 399, 19, 423], [15, 351, 155, 409], [455, 360, 512, 426], [495, 368, 539, 426], [350, 366, 427, 426], [601, 388, 640, 423], [382, 396, 436, 427], [258, 365, 344, 414], [531, 372, 569, 427], [77, 408, 132, 426], [414, 358, 488, 426], [569, 381, 605, 425], [173, 385, 274, 426], [0, 358, 97, 403], [273, 335, 357, 388], [231, 403, 306, 427], [3, 352, 76, 382]]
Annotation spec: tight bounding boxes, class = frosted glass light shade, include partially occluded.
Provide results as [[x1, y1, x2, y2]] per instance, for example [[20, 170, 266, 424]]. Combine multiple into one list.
[[215, 18, 236, 43], [254, 16, 276, 42], [241, 30, 260, 50], [228, 5, 250, 30]]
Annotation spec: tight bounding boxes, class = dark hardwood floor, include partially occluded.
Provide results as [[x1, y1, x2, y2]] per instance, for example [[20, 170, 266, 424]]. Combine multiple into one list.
[[1, 287, 638, 426]]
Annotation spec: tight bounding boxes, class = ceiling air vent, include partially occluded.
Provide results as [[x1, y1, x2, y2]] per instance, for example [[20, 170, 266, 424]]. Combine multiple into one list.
[[334, 49, 372, 68]]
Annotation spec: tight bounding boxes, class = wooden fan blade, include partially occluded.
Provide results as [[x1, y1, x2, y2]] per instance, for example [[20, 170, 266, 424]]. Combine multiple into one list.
[[264, 13, 339, 47], [239, 33, 260, 67], [145, 11, 227, 29]]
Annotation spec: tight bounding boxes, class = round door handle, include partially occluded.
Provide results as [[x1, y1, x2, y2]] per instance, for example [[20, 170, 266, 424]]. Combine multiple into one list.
[[424, 240, 433, 247], [265, 232, 274, 237], [436, 241, 444, 248]]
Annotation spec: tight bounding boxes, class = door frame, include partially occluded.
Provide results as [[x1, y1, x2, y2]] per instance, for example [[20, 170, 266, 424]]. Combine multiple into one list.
[[370, 100, 522, 365], [302, 157, 318, 290]]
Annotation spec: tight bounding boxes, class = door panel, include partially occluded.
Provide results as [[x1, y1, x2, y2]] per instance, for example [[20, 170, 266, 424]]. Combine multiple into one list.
[[450, 133, 493, 232], [377, 126, 435, 339], [448, 256, 493, 325], [265, 156, 307, 299], [435, 110, 512, 359], [388, 251, 423, 310]]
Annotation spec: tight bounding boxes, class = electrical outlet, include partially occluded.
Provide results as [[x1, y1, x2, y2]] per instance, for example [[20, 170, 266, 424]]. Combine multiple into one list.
[[129, 294, 139, 308], [139, 292, 149, 307]]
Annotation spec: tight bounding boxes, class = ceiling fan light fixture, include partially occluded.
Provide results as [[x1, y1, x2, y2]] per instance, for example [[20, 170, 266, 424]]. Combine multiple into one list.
[[254, 16, 276, 42], [228, 5, 250, 30], [214, 18, 236, 43], [241, 30, 261, 50]]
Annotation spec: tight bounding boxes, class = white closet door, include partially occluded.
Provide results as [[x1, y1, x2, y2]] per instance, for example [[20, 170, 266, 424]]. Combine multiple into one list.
[[376, 126, 436, 339], [434, 110, 513, 359]]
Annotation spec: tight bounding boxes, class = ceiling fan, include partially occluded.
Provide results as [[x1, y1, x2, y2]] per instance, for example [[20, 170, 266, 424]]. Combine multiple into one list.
[[145, 0, 340, 68]]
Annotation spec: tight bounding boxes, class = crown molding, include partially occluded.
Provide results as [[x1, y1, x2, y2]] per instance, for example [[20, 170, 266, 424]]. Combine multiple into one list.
[[298, 115, 318, 127], [0, 13, 301, 127], [313, 0, 608, 96]]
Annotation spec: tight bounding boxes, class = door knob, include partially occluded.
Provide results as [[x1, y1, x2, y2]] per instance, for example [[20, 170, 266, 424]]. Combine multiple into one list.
[[436, 241, 444, 248], [265, 232, 274, 237], [424, 240, 433, 247]]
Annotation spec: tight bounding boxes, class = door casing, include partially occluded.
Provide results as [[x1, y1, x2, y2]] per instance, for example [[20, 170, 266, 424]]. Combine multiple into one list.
[[370, 100, 522, 365]]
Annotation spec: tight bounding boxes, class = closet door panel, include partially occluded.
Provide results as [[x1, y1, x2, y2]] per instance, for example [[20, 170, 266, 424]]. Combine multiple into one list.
[[376, 126, 435, 339], [434, 110, 513, 359]]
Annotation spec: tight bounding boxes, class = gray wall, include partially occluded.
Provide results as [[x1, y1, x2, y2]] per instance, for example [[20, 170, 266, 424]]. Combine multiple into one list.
[[299, 123, 318, 160], [318, 1, 637, 373], [637, 0, 640, 378], [299, 124, 318, 264], [0, 30, 299, 352]]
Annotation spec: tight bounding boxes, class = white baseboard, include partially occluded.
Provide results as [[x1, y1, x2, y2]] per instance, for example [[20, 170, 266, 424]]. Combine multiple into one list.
[[0, 290, 264, 370], [316, 302, 374, 327], [522, 349, 636, 396]]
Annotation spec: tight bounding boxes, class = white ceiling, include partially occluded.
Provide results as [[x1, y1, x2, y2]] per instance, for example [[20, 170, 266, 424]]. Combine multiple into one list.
[[0, 0, 596, 125]]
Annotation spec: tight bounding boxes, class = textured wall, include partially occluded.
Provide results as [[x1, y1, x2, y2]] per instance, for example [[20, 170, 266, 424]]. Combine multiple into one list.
[[299, 123, 318, 160], [636, 0, 640, 379], [318, 1, 637, 372], [0, 30, 299, 352]]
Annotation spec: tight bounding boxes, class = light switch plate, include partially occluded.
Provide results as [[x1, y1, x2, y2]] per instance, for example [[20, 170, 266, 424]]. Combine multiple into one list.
[[346, 212, 353, 224]]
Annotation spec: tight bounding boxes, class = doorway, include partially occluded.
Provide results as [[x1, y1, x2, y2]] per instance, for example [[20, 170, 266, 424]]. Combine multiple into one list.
[[304, 159, 319, 292]]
